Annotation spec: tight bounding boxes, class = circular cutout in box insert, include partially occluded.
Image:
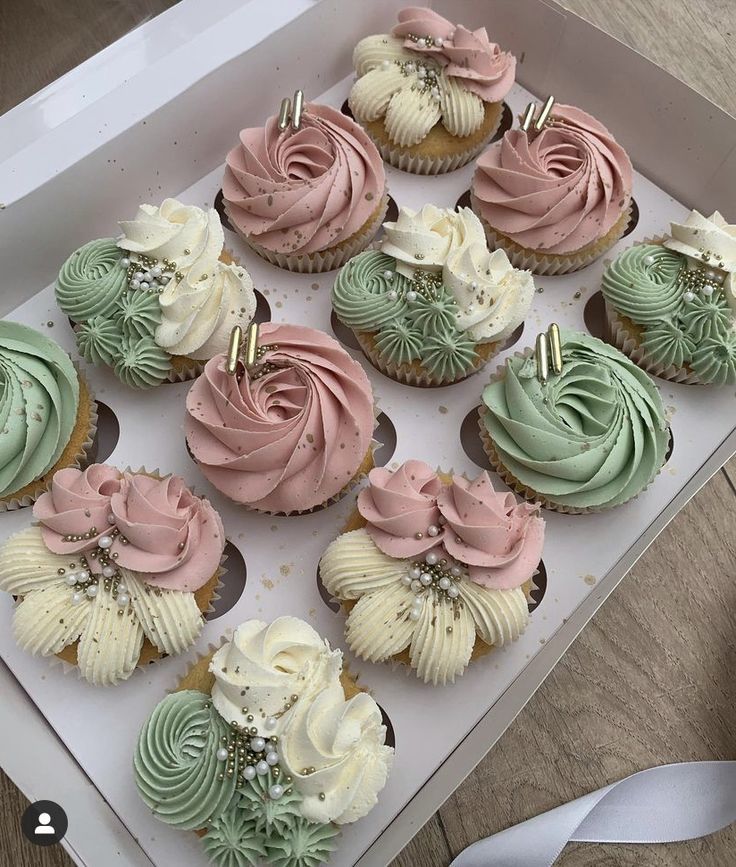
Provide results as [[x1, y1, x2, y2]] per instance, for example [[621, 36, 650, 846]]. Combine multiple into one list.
[[460, 405, 490, 470], [214, 189, 234, 233], [88, 401, 120, 465], [315, 563, 341, 613], [330, 310, 362, 352], [583, 290, 609, 341], [378, 704, 396, 749], [205, 540, 247, 620], [491, 102, 513, 143], [373, 412, 397, 468], [622, 197, 640, 238], [528, 559, 547, 613]]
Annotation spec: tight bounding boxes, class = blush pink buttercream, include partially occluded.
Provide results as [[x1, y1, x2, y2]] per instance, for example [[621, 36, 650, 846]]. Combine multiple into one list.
[[391, 6, 515, 102], [223, 103, 385, 256], [472, 103, 633, 254], [185, 323, 375, 513]]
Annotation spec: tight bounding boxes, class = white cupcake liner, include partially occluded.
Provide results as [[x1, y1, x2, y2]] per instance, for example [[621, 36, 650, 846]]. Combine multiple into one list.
[[353, 328, 500, 387], [227, 192, 389, 274], [473, 196, 633, 276], [354, 106, 503, 176], [477, 352, 669, 514], [0, 367, 99, 512]]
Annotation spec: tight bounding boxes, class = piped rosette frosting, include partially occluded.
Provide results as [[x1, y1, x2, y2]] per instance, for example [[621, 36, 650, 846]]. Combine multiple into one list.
[[185, 323, 376, 514], [222, 102, 386, 270], [601, 210, 736, 385], [56, 198, 257, 387], [471, 103, 633, 273], [134, 617, 393, 867], [332, 205, 534, 385], [0, 463, 225, 685], [320, 460, 543, 685], [349, 6, 515, 149]]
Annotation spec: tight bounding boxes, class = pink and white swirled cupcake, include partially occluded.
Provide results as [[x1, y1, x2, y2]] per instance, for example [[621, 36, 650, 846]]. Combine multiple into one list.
[[222, 100, 388, 273], [185, 323, 376, 514], [320, 460, 544, 685], [471, 102, 633, 274], [0, 464, 225, 685]]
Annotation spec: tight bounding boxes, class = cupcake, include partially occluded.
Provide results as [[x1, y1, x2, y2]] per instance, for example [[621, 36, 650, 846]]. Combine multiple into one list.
[[471, 100, 633, 274], [0, 464, 225, 685], [222, 96, 387, 273], [602, 210, 736, 385], [185, 323, 376, 514], [56, 198, 257, 387], [349, 6, 515, 174], [0, 321, 96, 511], [332, 204, 535, 386], [134, 616, 393, 866], [479, 330, 670, 512], [320, 461, 542, 685]]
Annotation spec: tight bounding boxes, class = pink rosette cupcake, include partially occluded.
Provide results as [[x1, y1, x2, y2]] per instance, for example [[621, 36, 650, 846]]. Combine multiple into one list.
[[223, 96, 388, 273], [320, 460, 544, 685], [0, 463, 226, 685], [471, 99, 633, 274], [349, 6, 515, 174], [185, 323, 377, 515]]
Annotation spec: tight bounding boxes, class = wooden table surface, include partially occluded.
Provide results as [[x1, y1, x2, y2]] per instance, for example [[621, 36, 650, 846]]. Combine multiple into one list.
[[1, 2, 734, 866]]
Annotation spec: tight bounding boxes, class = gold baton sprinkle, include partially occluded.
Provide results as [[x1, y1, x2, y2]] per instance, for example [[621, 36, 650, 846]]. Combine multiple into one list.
[[277, 97, 291, 131], [245, 322, 259, 370], [548, 323, 563, 374], [227, 326, 243, 375], [520, 102, 536, 132], [534, 95, 555, 130], [291, 90, 304, 130], [536, 332, 550, 384]]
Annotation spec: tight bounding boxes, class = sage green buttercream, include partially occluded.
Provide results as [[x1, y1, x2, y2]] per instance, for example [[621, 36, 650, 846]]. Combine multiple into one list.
[[75, 316, 122, 366], [641, 320, 695, 370], [134, 690, 237, 831], [238, 769, 302, 836], [114, 335, 171, 389], [405, 289, 459, 336], [331, 251, 409, 331], [0, 321, 79, 499], [117, 290, 161, 341], [374, 318, 424, 366], [601, 244, 682, 326], [202, 801, 268, 867], [680, 293, 732, 343], [56, 238, 127, 321], [420, 332, 479, 381], [265, 818, 341, 867], [690, 333, 736, 386], [481, 331, 669, 510]]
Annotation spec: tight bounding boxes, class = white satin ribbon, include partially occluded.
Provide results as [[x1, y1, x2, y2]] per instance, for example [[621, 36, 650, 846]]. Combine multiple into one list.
[[451, 761, 736, 867]]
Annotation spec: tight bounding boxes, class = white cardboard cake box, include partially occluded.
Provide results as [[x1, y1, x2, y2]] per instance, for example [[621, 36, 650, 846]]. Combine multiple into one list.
[[1, 1, 735, 866]]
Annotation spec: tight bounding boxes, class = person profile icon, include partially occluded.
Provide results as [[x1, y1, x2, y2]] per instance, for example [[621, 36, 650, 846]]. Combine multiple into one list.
[[34, 813, 55, 836]]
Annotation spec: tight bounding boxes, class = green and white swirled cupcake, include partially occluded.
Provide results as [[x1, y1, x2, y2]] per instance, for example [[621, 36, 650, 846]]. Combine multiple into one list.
[[332, 204, 535, 386], [134, 617, 393, 867], [601, 210, 736, 385], [479, 331, 670, 513], [56, 198, 257, 388]]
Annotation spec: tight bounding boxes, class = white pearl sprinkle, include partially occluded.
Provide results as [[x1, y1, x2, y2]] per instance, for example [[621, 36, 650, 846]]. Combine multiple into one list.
[[160, 274, 170, 283], [265, 716, 277, 730], [151, 266, 162, 278], [102, 565, 115, 578], [420, 572, 433, 586], [116, 593, 129, 607], [269, 784, 284, 800], [86, 585, 99, 598], [388, 290, 398, 301], [216, 748, 228, 761], [116, 583, 127, 595], [266, 751, 280, 766], [71, 591, 84, 606], [406, 290, 418, 303], [120, 257, 130, 269], [643, 254, 656, 266], [702, 284, 714, 296], [107, 513, 115, 524], [130, 279, 141, 290], [139, 281, 149, 290], [683, 291, 695, 302], [98, 535, 113, 549], [417, 37, 427, 47], [439, 576, 452, 590], [401, 574, 413, 586], [65, 574, 78, 586], [77, 570, 89, 582], [425, 551, 439, 566], [409, 565, 422, 580], [435, 37, 443, 47], [427, 525, 439, 537], [410, 580, 422, 593], [134, 271, 144, 281], [143, 271, 153, 282], [243, 765, 256, 781], [447, 585, 460, 598], [450, 566, 462, 577], [409, 609, 421, 621], [381, 59, 391, 69], [406, 62, 415, 72], [256, 760, 270, 776], [250, 737, 266, 753], [383, 270, 393, 280]]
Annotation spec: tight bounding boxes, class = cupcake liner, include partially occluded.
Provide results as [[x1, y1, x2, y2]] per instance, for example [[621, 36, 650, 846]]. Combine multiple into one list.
[[353, 102, 503, 176], [353, 328, 502, 387], [0, 369, 98, 512], [473, 196, 633, 276], [167, 353, 206, 383], [477, 356, 669, 513], [228, 193, 389, 274]]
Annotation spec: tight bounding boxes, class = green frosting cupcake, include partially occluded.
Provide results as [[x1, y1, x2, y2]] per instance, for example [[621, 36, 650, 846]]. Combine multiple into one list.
[[56, 238, 128, 322], [374, 318, 424, 367], [602, 243, 736, 385], [265, 819, 341, 867], [76, 317, 122, 367], [117, 290, 161, 342], [481, 331, 669, 511], [331, 250, 409, 331], [202, 804, 268, 867], [0, 321, 80, 500], [113, 335, 171, 389], [134, 690, 237, 831]]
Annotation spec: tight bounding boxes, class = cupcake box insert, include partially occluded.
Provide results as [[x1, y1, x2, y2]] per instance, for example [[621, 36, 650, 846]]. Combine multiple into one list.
[[1, 1, 735, 866]]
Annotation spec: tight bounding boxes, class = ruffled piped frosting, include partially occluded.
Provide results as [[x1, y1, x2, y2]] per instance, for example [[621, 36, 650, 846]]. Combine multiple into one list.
[[185, 323, 375, 513], [481, 331, 669, 509], [350, 6, 515, 146], [472, 104, 633, 254], [223, 103, 385, 256], [0, 321, 80, 500]]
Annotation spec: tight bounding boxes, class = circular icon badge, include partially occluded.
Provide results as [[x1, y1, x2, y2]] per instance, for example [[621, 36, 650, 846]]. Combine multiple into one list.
[[21, 800, 68, 847]]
